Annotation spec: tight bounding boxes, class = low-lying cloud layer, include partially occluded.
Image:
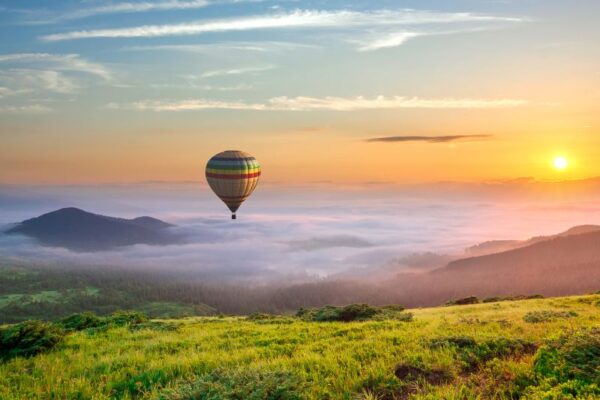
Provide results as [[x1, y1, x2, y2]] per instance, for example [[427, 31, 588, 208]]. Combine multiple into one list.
[[2, 181, 600, 283]]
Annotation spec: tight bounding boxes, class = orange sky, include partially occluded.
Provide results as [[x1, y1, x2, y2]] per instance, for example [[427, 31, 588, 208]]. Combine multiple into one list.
[[1, 1, 599, 185]]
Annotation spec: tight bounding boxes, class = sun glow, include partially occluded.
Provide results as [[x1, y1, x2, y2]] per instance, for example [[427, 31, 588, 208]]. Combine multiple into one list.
[[553, 156, 568, 170]]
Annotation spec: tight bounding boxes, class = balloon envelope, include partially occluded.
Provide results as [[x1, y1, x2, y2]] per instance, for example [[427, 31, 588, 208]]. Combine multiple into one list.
[[205, 150, 261, 218]]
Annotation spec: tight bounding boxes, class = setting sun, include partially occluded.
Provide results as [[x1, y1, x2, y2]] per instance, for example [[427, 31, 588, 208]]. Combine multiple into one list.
[[553, 156, 568, 170]]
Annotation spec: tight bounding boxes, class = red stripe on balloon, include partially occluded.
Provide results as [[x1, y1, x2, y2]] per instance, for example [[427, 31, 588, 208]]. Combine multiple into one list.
[[206, 172, 261, 179]]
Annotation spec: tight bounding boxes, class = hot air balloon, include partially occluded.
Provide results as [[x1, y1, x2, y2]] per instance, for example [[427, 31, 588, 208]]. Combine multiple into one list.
[[205, 150, 261, 219]]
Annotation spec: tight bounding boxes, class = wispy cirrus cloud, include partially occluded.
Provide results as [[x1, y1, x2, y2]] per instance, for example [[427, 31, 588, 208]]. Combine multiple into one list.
[[108, 95, 528, 112], [366, 135, 493, 143], [357, 31, 423, 51], [123, 41, 318, 53], [19, 1, 211, 25], [0, 53, 112, 80], [200, 65, 276, 78], [40, 9, 525, 42]]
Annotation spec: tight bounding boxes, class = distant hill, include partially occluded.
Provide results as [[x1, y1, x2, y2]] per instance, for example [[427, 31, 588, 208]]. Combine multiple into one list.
[[464, 224, 600, 257], [5, 207, 180, 251], [390, 228, 600, 306]]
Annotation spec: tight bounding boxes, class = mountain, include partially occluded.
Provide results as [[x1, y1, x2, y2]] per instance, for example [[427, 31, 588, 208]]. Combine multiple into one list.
[[464, 224, 600, 257], [5, 207, 180, 251], [389, 228, 600, 306]]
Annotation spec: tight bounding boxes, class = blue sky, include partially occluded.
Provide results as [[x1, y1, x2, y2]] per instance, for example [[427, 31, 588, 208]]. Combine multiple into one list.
[[0, 1, 599, 184]]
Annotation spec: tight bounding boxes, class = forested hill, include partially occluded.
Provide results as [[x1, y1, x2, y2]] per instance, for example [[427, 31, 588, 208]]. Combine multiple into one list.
[[5, 207, 180, 251]]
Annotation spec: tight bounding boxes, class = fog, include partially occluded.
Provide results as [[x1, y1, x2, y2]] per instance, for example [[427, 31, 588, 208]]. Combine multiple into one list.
[[1, 179, 600, 283]]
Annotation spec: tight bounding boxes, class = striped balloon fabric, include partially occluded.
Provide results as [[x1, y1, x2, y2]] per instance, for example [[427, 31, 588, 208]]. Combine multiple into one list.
[[205, 150, 261, 219]]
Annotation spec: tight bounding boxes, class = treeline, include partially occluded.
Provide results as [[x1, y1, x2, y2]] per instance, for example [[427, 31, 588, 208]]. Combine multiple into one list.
[[1, 251, 599, 323]]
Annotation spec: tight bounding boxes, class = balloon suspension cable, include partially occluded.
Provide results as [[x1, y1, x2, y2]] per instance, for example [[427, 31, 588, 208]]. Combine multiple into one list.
[[231, 213, 237, 220]]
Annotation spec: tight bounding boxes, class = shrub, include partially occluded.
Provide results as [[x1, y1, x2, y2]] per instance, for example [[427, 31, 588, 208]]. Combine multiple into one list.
[[482, 297, 501, 303], [55, 311, 148, 333], [161, 369, 305, 400], [429, 336, 537, 371], [56, 312, 105, 332], [429, 335, 477, 349], [522, 328, 600, 398], [446, 296, 479, 306], [523, 311, 578, 323], [380, 304, 405, 312], [300, 304, 380, 322], [298, 304, 410, 322], [128, 321, 179, 332], [533, 328, 600, 387], [394, 363, 453, 385], [0, 320, 64, 361], [482, 294, 544, 303], [107, 310, 147, 326], [246, 313, 277, 321]]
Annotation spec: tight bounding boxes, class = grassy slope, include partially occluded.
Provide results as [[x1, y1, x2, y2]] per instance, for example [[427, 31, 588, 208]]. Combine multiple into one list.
[[1, 294, 599, 399]]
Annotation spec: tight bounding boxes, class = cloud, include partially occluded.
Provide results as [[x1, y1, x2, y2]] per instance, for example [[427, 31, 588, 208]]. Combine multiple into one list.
[[0, 53, 111, 80], [356, 26, 499, 51], [366, 135, 493, 143], [19, 1, 211, 24], [1, 182, 599, 281], [0, 104, 52, 113], [40, 9, 524, 42], [0, 86, 23, 98], [110, 96, 527, 112], [0, 69, 79, 93], [200, 65, 276, 78], [123, 41, 318, 53], [286, 235, 374, 251], [149, 82, 254, 91], [357, 31, 424, 51]]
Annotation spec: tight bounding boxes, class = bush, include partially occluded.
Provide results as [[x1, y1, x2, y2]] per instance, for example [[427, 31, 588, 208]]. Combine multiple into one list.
[[55, 311, 148, 333], [300, 304, 379, 322], [429, 336, 537, 371], [446, 296, 479, 306], [429, 335, 477, 349], [482, 294, 544, 303], [521, 328, 600, 398], [0, 320, 64, 361], [128, 321, 179, 332], [533, 328, 600, 387], [161, 369, 305, 400], [380, 304, 405, 312], [394, 363, 453, 385], [298, 304, 410, 322], [107, 310, 147, 326], [523, 311, 578, 323], [246, 313, 277, 321], [56, 312, 105, 332]]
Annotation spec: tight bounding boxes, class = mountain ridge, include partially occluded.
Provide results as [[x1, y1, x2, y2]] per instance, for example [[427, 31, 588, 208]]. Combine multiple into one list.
[[6, 207, 180, 252]]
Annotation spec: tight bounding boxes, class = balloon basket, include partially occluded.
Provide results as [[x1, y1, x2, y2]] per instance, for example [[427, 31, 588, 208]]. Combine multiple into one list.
[[231, 214, 237, 220]]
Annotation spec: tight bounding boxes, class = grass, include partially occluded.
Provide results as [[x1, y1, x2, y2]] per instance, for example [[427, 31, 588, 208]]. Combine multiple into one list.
[[0, 294, 598, 399]]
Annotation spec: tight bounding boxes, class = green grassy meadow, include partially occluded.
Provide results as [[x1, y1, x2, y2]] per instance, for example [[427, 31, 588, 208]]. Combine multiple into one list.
[[1, 294, 599, 399]]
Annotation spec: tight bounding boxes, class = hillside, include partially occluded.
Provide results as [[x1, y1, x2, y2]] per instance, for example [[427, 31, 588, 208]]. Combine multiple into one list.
[[385, 229, 600, 307], [464, 224, 600, 256], [5, 207, 180, 251], [0, 294, 598, 399]]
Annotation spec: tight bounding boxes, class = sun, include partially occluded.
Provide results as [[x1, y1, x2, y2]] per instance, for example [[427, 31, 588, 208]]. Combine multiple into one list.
[[553, 156, 568, 170]]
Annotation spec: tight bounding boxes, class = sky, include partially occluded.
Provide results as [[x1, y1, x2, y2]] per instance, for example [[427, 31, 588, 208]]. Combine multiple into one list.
[[0, 0, 599, 184]]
